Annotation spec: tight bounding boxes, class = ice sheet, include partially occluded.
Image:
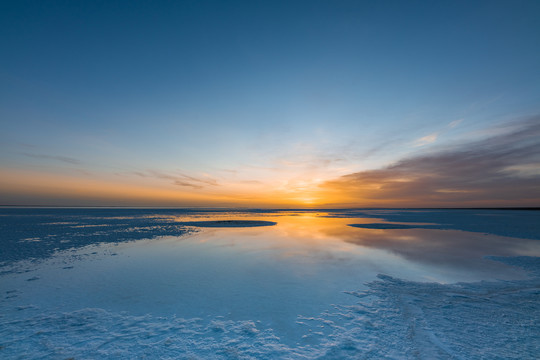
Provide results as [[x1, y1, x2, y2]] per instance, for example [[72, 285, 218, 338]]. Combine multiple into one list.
[[1, 209, 539, 359]]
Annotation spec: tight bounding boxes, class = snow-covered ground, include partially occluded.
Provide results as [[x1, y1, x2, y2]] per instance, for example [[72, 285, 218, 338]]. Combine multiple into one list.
[[0, 208, 539, 359]]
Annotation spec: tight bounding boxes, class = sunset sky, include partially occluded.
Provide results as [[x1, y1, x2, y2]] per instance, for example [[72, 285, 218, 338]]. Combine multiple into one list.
[[1, 0, 539, 207]]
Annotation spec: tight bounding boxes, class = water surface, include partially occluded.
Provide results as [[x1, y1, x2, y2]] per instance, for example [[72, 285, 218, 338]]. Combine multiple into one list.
[[1, 209, 539, 358]]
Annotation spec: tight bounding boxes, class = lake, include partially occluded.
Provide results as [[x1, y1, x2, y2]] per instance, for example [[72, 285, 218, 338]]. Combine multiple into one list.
[[1, 208, 539, 359]]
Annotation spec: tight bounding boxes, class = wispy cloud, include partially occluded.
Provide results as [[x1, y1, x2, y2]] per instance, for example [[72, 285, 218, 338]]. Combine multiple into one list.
[[132, 170, 219, 189], [322, 116, 540, 206], [413, 133, 439, 147], [173, 180, 204, 189], [448, 119, 463, 128], [412, 118, 464, 148], [20, 152, 81, 165]]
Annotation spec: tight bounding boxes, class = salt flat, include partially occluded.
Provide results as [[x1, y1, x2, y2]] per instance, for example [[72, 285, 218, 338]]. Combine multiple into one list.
[[1, 208, 539, 359]]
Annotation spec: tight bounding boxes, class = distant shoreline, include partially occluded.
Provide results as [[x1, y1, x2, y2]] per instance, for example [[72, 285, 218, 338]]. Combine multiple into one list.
[[0, 205, 539, 211]]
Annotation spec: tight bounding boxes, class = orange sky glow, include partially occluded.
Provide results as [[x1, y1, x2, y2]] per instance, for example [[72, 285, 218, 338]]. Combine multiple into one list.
[[1, 1, 539, 208]]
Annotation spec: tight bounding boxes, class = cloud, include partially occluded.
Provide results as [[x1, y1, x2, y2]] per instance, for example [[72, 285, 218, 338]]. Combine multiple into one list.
[[412, 118, 463, 148], [448, 119, 463, 128], [20, 152, 81, 165], [322, 116, 540, 206], [413, 132, 439, 147], [147, 170, 219, 188], [173, 180, 204, 189]]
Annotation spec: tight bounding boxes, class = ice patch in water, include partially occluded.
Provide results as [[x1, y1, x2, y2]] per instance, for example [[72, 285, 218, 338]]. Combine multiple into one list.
[[180, 220, 277, 227], [1, 256, 538, 359]]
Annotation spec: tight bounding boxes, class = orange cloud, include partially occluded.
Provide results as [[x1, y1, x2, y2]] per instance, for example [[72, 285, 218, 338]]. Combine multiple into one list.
[[318, 117, 540, 207], [2, 117, 539, 208], [413, 132, 439, 147]]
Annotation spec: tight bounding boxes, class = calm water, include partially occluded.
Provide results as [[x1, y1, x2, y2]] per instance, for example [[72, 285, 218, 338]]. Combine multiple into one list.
[[1, 208, 539, 357]]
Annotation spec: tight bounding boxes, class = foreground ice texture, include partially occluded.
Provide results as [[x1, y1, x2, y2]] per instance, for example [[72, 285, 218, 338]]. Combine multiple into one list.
[[1, 209, 539, 359], [1, 256, 538, 359]]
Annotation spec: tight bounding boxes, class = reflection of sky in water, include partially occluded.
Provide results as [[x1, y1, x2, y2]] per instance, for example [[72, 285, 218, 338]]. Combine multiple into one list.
[[1, 211, 539, 342]]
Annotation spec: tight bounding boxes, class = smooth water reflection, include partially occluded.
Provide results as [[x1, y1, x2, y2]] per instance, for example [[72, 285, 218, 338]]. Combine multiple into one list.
[[2, 210, 539, 342]]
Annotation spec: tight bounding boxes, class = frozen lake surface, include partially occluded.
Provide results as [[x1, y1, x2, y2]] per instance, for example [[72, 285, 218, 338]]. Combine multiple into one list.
[[1, 208, 539, 359]]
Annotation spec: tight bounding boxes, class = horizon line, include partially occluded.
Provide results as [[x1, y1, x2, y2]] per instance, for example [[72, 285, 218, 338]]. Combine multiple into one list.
[[1, 205, 539, 211]]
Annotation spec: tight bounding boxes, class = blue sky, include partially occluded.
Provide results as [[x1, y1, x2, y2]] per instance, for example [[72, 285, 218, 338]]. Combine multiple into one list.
[[1, 0, 539, 206]]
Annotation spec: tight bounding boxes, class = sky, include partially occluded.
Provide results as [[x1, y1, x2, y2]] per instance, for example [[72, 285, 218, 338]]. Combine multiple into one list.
[[1, 0, 540, 208]]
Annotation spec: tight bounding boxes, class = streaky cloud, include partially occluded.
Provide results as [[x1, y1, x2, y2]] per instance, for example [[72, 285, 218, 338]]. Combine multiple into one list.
[[20, 152, 81, 165], [448, 119, 463, 128], [413, 132, 438, 147], [323, 116, 540, 206], [173, 180, 204, 189], [147, 170, 219, 188]]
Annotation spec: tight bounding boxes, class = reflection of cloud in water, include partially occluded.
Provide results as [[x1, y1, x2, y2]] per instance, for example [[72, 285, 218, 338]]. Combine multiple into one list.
[[334, 225, 540, 273], [188, 212, 539, 278], [327, 209, 540, 240]]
